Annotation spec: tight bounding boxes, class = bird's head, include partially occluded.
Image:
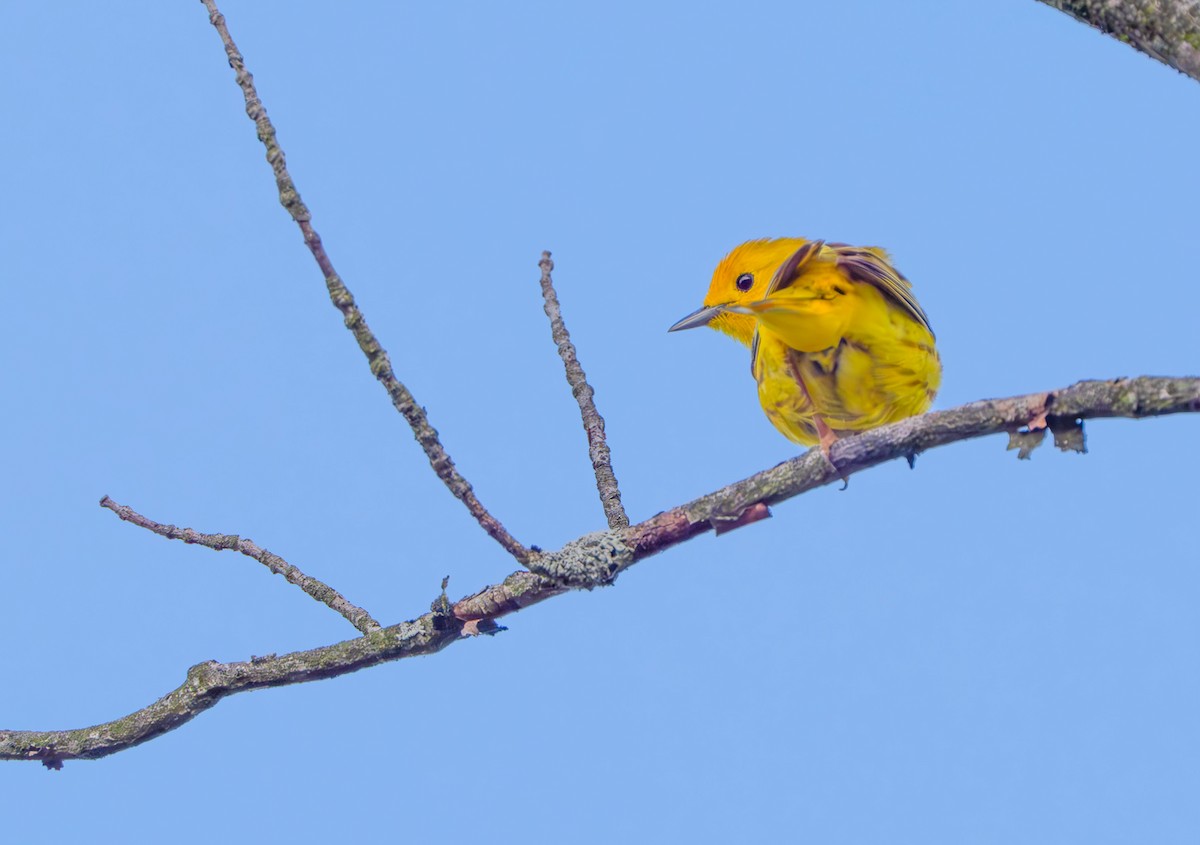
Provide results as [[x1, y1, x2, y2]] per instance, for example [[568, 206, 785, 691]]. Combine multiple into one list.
[[668, 238, 810, 347]]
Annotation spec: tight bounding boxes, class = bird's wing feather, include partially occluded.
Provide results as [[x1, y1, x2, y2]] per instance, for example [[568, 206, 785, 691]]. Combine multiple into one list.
[[765, 241, 933, 337], [765, 240, 826, 296], [831, 245, 934, 336]]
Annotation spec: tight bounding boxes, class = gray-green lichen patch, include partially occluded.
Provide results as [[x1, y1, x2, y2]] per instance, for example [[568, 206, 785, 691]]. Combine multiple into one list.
[[526, 531, 633, 589]]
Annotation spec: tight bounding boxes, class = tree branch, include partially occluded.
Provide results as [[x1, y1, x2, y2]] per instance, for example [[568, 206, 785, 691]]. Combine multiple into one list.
[[0, 615, 459, 769], [462, 376, 1200, 599], [537, 251, 628, 529], [14, 0, 1194, 771], [1037, 0, 1200, 82], [99, 496, 382, 635], [7, 377, 1196, 766], [197, 0, 530, 565], [6, 377, 1197, 766]]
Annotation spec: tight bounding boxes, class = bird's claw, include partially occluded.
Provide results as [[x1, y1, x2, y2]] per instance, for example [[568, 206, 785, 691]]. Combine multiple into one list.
[[815, 417, 849, 489]]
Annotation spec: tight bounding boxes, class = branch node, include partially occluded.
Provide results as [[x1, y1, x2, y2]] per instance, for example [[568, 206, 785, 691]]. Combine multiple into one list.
[[525, 531, 634, 589], [431, 577, 452, 615]]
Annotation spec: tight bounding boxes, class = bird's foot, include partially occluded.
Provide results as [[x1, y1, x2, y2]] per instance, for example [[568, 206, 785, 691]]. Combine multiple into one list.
[[814, 417, 849, 489]]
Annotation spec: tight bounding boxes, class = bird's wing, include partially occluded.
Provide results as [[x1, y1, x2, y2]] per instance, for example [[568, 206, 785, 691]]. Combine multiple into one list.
[[764, 240, 826, 297], [766, 240, 933, 337], [830, 244, 934, 336]]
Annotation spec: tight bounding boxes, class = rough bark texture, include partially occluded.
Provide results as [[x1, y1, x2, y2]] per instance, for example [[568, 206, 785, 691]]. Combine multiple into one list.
[[538, 252, 628, 530], [5, 377, 1195, 767], [198, 0, 531, 564], [0, 616, 460, 768], [1039, 0, 1200, 81], [7, 1, 1196, 771], [100, 497, 382, 635]]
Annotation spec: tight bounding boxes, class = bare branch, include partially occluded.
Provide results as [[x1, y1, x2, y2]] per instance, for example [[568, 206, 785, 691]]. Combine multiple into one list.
[[197, 0, 530, 564], [454, 571, 567, 622], [624, 376, 1200, 560], [7, 376, 1198, 766], [472, 376, 1200, 598], [537, 251, 628, 529], [0, 615, 459, 768], [99, 496, 382, 635], [1037, 0, 1200, 82]]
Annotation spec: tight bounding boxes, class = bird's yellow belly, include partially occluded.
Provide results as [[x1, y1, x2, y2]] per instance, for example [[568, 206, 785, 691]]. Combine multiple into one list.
[[754, 326, 940, 446]]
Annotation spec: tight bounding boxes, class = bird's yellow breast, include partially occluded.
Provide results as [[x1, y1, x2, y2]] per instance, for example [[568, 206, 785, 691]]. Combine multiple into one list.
[[754, 281, 940, 444], [672, 238, 941, 448]]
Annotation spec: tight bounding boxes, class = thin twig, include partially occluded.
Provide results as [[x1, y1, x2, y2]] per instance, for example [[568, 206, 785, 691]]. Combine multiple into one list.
[[537, 251, 628, 529], [7, 376, 1200, 766], [100, 496, 381, 635], [1036, 0, 1200, 83], [198, 0, 529, 564]]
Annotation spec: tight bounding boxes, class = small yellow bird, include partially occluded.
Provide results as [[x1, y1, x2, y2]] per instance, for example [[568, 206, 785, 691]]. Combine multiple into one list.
[[669, 238, 941, 456]]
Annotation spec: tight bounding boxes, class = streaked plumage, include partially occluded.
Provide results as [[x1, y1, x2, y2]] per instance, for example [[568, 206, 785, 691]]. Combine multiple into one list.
[[669, 238, 941, 453]]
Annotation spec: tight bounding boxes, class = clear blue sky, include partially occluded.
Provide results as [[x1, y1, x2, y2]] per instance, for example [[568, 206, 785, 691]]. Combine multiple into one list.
[[3, 2, 1198, 842]]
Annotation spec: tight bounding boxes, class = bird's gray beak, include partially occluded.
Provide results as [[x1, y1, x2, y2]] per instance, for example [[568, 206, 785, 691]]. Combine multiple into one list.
[[668, 304, 725, 332]]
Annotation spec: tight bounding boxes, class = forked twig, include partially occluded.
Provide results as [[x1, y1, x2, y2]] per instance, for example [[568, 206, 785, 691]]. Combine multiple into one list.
[[538, 251, 628, 529], [100, 497, 381, 635], [6, 376, 1198, 766], [198, 0, 530, 564], [7, 0, 1197, 769]]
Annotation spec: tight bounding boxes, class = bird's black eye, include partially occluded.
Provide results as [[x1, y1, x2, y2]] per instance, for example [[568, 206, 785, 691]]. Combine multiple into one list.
[[735, 272, 754, 292]]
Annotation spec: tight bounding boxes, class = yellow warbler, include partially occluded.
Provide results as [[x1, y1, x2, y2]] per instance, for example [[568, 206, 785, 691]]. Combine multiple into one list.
[[669, 238, 941, 455]]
